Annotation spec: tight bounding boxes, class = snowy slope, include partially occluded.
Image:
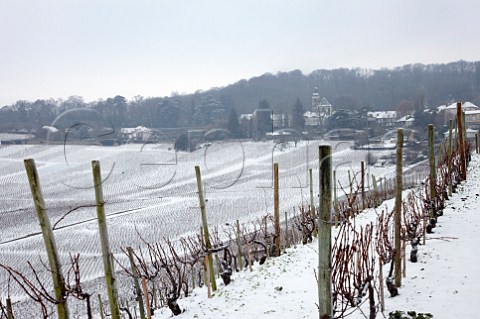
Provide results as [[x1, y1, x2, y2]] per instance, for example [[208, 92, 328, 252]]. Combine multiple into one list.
[[152, 155, 480, 319]]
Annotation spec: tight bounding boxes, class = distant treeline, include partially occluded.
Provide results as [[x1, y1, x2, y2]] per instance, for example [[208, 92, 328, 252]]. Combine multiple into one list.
[[1, 60, 479, 132]]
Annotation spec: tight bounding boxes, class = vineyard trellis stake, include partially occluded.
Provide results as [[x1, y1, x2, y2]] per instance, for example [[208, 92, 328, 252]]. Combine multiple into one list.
[[6, 298, 13, 319], [127, 247, 146, 319], [394, 129, 403, 288], [448, 120, 453, 197], [428, 124, 436, 222], [195, 166, 217, 291], [274, 163, 281, 257], [141, 277, 152, 319], [309, 168, 317, 236], [24, 158, 69, 319], [457, 102, 466, 180], [236, 220, 243, 270], [98, 294, 105, 319], [92, 160, 121, 319], [318, 145, 332, 319], [361, 161, 365, 210]]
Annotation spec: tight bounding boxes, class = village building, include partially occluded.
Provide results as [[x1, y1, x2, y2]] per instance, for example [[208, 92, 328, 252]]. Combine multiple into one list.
[[367, 111, 397, 127], [304, 87, 332, 131], [464, 109, 480, 130], [440, 101, 479, 125], [119, 126, 152, 142], [395, 114, 415, 127]]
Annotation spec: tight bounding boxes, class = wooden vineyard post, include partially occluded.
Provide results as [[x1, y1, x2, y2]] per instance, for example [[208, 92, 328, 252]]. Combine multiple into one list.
[[141, 277, 152, 319], [428, 125, 436, 222], [91, 161, 120, 319], [6, 298, 13, 319], [333, 169, 338, 227], [395, 128, 403, 288], [361, 161, 365, 210], [98, 294, 105, 319], [236, 220, 243, 270], [127, 247, 146, 319], [454, 118, 458, 149], [475, 133, 479, 154], [264, 216, 269, 258], [273, 163, 281, 257], [448, 120, 453, 197], [372, 175, 378, 207], [462, 111, 468, 154], [24, 159, 69, 319], [318, 145, 332, 319], [348, 170, 353, 206], [422, 211, 426, 246], [378, 257, 385, 312], [457, 102, 466, 180], [204, 255, 212, 298], [402, 238, 406, 278], [195, 166, 217, 291], [309, 168, 317, 236], [284, 212, 290, 249], [463, 111, 467, 162]]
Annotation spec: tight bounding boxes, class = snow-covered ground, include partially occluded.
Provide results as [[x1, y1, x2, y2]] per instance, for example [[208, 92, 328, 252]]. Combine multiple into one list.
[[0, 140, 430, 317], [152, 155, 480, 319], [0, 141, 398, 275]]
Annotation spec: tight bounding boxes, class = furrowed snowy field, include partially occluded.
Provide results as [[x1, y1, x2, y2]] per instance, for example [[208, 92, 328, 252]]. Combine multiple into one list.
[[0, 140, 424, 316], [150, 155, 480, 319]]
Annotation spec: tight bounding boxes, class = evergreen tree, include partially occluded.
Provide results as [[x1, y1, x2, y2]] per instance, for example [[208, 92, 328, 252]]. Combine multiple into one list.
[[291, 97, 305, 131], [325, 110, 352, 131], [227, 108, 242, 138], [174, 133, 190, 152]]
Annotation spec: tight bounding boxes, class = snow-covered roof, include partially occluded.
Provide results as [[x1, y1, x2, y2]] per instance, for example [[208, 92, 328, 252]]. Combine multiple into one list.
[[396, 115, 414, 122], [445, 101, 478, 110], [239, 114, 253, 120], [135, 126, 152, 132], [42, 126, 59, 133], [121, 126, 152, 134], [445, 103, 457, 110], [367, 111, 397, 119], [437, 104, 448, 112]]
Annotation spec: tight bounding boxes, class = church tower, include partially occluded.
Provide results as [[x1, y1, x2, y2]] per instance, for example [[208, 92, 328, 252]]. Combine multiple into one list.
[[312, 87, 320, 112]]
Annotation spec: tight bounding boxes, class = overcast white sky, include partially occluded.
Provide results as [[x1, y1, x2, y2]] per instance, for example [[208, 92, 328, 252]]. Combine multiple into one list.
[[1, 0, 479, 106]]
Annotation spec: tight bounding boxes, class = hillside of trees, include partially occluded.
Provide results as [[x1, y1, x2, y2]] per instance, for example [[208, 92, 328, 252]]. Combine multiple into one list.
[[1, 60, 479, 132]]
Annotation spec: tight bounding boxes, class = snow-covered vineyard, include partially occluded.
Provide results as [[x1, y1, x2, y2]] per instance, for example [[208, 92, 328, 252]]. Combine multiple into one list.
[[152, 154, 479, 319], [0, 134, 473, 318]]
